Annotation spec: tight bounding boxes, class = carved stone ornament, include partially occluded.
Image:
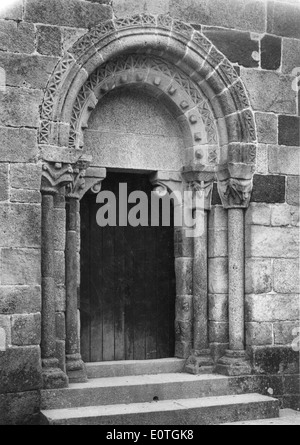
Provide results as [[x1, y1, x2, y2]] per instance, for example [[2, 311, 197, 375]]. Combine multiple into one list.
[[188, 180, 214, 211], [65, 158, 92, 200], [218, 177, 253, 209], [41, 162, 74, 195], [78, 167, 107, 200]]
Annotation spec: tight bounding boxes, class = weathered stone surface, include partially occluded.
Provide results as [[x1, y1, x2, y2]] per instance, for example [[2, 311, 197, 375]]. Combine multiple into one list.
[[53, 209, 66, 251], [0, 315, 11, 348], [0, 127, 38, 163], [56, 312, 66, 341], [208, 258, 228, 294], [0, 53, 58, 90], [245, 259, 272, 294], [208, 206, 228, 229], [250, 346, 299, 375], [278, 115, 300, 147], [0, 204, 41, 248], [0, 391, 40, 425], [241, 70, 297, 114], [0, 164, 9, 202], [256, 144, 268, 175], [62, 27, 87, 52], [267, 0, 300, 39], [54, 251, 65, 286], [0, 1, 23, 20], [170, 0, 266, 32], [283, 375, 300, 396], [0, 328, 5, 352], [246, 294, 300, 322], [11, 314, 41, 346], [56, 339, 66, 373], [0, 88, 43, 128], [251, 175, 286, 204], [0, 346, 42, 393], [113, 0, 169, 16], [282, 38, 300, 75], [203, 27, 258, 67], [255, 113, 277, 144], [175, 258, 193, 295], [271, 204, 299, 227], [24, 0, 113, 27], [246, 225, 299, 258], [246, 203, 271, 226], [0, 286, 41, 315], [56, 285, 66, 312], [274, 259, 300, 294], [287, 176, 299, 207], [10, 189, 41, 204], [37, 25, 62, 57], [0, 20, 35, 54], [208, 294, 228, 322], [274, 322, 300, 346], [208, 228, 228, 258], [246, 322, 273, 346], [269, 145, 300, 176], [1, 248, 41, 285], [209, 321, 229, 343], [261, 34, 281, 71]]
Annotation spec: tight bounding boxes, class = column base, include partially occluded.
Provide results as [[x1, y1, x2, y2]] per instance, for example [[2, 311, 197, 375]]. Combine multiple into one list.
[[42, 358, 69, 389], [215, 350, 252, 376], [66, 354, 88, 383], [185, 349, 214, 375]]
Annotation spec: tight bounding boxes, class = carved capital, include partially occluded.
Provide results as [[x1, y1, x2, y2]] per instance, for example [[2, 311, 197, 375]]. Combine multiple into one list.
[[78, 167, 107, 200], [41, 162, 74, 195], [150, 171, 183, 199], [187, 180, 214, 211], [218, 177, 253, 209], [66, 158, 91, 200]]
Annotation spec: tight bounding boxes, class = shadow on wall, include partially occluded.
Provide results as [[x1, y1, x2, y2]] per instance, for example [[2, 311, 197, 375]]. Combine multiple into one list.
[[0, 328, 6, 351]]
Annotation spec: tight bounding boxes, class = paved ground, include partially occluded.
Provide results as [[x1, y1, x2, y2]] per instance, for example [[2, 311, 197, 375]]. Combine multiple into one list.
[[224, 409, 300, 425]]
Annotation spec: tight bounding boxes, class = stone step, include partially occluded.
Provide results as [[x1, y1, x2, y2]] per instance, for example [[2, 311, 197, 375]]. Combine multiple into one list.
[[41, 373, 232, 410], [223, 409, 300, 425], [86, 358, 187, 379], [40, 393, 279, 425]]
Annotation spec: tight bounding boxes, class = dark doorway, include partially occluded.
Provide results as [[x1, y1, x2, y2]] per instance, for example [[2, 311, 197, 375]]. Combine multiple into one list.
[[80, 172, 176, 362]]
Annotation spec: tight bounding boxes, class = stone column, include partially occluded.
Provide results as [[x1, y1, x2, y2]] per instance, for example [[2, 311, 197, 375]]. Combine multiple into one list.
[[182, 176, 214, 374], [65, 164, 106, 383], [41, 162, 73, 389], [216, 164, 253, 376]]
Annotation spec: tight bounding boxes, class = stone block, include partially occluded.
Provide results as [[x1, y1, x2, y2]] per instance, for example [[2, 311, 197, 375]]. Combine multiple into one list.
[[0, 127, 38, 163], [274, 322, 300, 346], [10, 189, 41, 204], [251, 346, 299, 375], [0, 20, 35, 54], [283, 375, 300, 395], [245, 203, 271, 226], [269, 145, 300, 176], [0, 87, 43, 128], [282, 38, 300, 75], [278, 115, 300, 147], [203, 27, 258, 67], [1, 248, 41, 285], [54, 251, 65, 286], [208, 258, 228, 294], [245, 294, 300, 322], [37, 25, 62, 57], [256, 144, 268, 175], [267, 1, 300, 39], [245, 258, 272, 294], [0, 391, 40, 425], [246, 225, 299, 258], [113, 0, 169, 16], [261, 34, 281, 71], [0, 1, 23, 20], [53, 208, 66, 251], [0, 315, 11, 348], [271, 204, 299, 227], [251, 175, 286, 204], [56, 339, 66, 373], [0, 286, 41, 315], [274, 259, 300, 293], [0, 346, 42, 393], [0, 164, 9, 202], [0, 52, 59, 90], [208, 206, 228, 229], [287, 176, 300, 207], [175, 258, 193, 295], [246, 322, 273, 346], [62, 27, 87, 52], [0, 204, 41, 248], [24, 0, 113, 27], [208, 294, 228, 322], [11, 313, 41, 346], [241, 69, 296, 115], [169, 0, 266, 32], [55, 285, 66, 312], [209, 321, 229, 343], [255, 113, 278, 144], [208, 228, 227, 258], [56, 312, 66, 341]]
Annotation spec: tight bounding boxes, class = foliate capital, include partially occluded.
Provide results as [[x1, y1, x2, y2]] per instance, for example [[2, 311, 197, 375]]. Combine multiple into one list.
[[66, 159, 91, 200], [217, 163, 254, 209], [41, 162, 74, 195]]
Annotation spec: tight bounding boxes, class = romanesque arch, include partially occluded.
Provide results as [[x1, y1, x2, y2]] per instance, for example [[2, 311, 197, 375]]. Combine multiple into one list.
[[39, 14, 257, 389]]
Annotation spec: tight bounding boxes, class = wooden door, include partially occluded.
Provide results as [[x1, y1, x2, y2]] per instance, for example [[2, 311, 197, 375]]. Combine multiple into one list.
[[80, 173, 176, 362]]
